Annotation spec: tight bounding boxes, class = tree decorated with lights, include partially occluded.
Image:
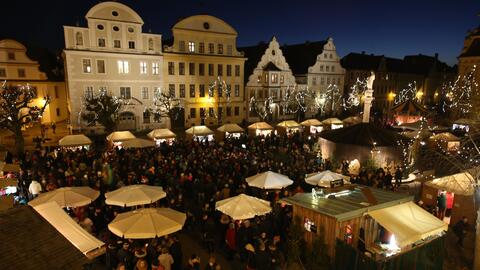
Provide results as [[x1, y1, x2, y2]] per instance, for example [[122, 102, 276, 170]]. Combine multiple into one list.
[[343, 78, 367, 110], [149, 89, 183, 127], [81, 91, 123, 132], [394, 81, 418, 105], [322, 84, 342, 116], [249, 95, 275, 121], [441, 65, 478, 118], [0, 82, 50, 155], [281, 85, 315, 121]]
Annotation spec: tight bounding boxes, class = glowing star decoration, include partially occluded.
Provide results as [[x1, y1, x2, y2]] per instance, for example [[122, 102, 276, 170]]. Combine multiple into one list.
[[394, 81, 418, 105]]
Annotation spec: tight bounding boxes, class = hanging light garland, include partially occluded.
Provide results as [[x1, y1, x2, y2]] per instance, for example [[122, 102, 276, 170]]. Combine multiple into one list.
[[394, 81, 418, 105], [441, 65, 478, 114]]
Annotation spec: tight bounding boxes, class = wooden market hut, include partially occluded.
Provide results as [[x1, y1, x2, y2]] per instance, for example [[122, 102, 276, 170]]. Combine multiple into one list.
[[322, 117, 343, 130], [283, 186, 447, 269], [216, 123, 245, 140], [300, 119, 323, 134], [276, 120, 301, 135], [248, 122, 274, 137], [428, 132, 460, 152]]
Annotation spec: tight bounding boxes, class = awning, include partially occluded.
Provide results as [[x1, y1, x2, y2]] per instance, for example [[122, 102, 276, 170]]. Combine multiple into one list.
[[368, 201, 447, 248], [59, 134, 92, 147], [32, 201, 104, 256]]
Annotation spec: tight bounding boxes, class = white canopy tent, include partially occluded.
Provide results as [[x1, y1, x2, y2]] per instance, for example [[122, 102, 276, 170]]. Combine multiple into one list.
[[215, 193, 271, 220], [322, 118, 343, 129], [425, 172, 476, 196], [248, 122, 274, 136], [106, 131, 136, 143], [300, 119, 323, 133], [368, 201, 447, 248], [28, 187, 100, 208], [121, 138, 156, 149], [32, 201, 104, 256], [147, 129, 177, 140], [246, 171, 293, 189], [58, 134, 92, 148], [108, 208, 186, 239], [105, 185, 167, 207], [305, 170, 350, 187], [185, 126, 215, 141]]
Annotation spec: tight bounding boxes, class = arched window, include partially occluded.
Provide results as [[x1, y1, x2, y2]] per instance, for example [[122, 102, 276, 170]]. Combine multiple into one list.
[[76, 32, 83, 46], [148, 38, 154, 51]]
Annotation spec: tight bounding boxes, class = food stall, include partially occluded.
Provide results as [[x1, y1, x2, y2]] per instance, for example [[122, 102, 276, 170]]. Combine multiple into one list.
[[276, 120, 302, 135], [185, 126, 214, 142], [300, 119, 323, 134], [248, 122, 274, 137], [216, 123, 245, 140], [322, 118, 343, 130], [428, 132, 460, 152], [147, 128, 176, 146], [106, 131, 136, 148], [58, 134, 92, 150]]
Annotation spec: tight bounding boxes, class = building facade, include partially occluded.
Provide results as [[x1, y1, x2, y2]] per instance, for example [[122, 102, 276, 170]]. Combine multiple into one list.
[[163, 15, 246, 127], [0, 39, 68, 124], [63, 2, 165, 133], [458, 23, 480, 118]]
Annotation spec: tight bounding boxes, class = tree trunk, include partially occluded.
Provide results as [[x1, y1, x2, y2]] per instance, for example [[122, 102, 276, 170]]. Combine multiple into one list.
[[14, 126, 24, 157]]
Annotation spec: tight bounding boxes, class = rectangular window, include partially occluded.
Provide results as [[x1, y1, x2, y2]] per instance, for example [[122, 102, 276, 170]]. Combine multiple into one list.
[[142, 87, 149, 99], [128, 41, 135, 49], [326, 66, 330, 72], [179, 62, 185, 75], [235, 65, 240, 77], [235, 85, 240, 97], [200, 108, 206, 118], [234, 106, 240, 116], [188, 41, 195, 53], [190, 108, 196, 118], [97, 60, 105, 74], [18, 68, 26, 77], [168, 62, 175, 75], [152, 62, 159, 75], [218, 44, 223, 54], [179, 41, 185, 52], [280, 75, 284, 84], [199, 63, 205, 76], [227, 45, 232, 56], [118, 60, 129, 74], [199, 84, 205, 97], [169, 84, 176, 97], [226, 65, 232, 76], [209, 107, 215, 117], [82, 59, 91, 73], [312, 77, 317, 85], [271, 73, 278, 83], [179, 84, 185, 98], [218, 64, 223, 76], [208, 64, 214, 76], [140, 61, 147, 74], [218, 107, 223, 120], [332, 66, 335, 72], [56, 108, 61, 117], [189, 84, 195, 98], [7, 52, 15, 60], [208, 43, 214, 54], [321, 77, 325, 85], [226, 107, 232, 116], [120, 87, 131, 99], [143, 111, 150, 124], [272, 88, 278, 99], [114, 40, 121, 48], [54, 86, 59, 98], [218, 85, 223, 97], [199, 42, 205, 53], [85, 86, 94, 99], [320, 65, 324, 72], [98, 38, 106, 47], [0, 68, 6, 77], [189, 63, 195, 75]]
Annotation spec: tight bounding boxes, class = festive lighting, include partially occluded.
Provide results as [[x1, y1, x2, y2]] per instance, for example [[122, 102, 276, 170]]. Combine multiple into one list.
[[394, 81, 418, 105], [343, 78, 367, 109], [440, 65, 478, 115]]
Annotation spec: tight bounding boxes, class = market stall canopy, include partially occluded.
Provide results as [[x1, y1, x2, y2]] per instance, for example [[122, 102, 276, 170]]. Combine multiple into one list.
[[106, 131, 136, 142], [342, 116, 362, 125], [402, 130, 433, 140], [215, 193, 272, 220], [246, 171, 293, 189], [248, 122, 274, 130], [305, 170, 349, 187], [320, 123, 406, 147], [277, 120, 301, 128], [0, 206, 92, 269], [391, 100, 427, 115], [453, 118, 477, 125], [368, 201, 447, 248], [32, 201, 105, 257], [429, 132, 460, 142], [322, 118, 343, 125], [108, 208, 186, 239], [425, 172, 476, 196], [147, 129, 177, 140], [28, 187, 100, 208], [59, 134, 92, 147], [121, 138, 155, 149], [0, 177, 18, 188], [217, 123, 245, 133], [185, 125, 214, 136], [0, 162, 20, 172], [300, 119, 323, 126], [105, 185, 167, 207]]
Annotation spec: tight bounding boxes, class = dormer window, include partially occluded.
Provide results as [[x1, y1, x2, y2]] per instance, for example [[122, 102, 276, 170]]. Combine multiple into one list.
[[271, 73, 278, 83]]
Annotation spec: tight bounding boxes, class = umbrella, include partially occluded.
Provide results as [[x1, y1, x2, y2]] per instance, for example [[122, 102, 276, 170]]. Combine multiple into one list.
[[305, 170, 349, 187], [215, 194, 271, 220], [28, 187, 100, 208], [105, 185, 166, 207], [425, 172, 476, 196], [106, 131, 136, 142], [246, 171, 293, 189], [121, 138, 155, 149], [108, 208, 186, 239]]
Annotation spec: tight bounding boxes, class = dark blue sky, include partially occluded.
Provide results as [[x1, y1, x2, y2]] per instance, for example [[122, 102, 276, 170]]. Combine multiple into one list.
[[2, 0, 479, 65]]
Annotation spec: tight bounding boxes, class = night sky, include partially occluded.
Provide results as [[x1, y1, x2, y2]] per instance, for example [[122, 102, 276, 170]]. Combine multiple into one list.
[[2, 0, 479, 65]]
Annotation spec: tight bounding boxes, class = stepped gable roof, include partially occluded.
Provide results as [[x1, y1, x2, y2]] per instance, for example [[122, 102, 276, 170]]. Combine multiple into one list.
[[320, 123, 406, 147]]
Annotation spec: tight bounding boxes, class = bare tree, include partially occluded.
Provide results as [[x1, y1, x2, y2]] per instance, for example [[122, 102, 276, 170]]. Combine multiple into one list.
[[0, 82, 50, 156]]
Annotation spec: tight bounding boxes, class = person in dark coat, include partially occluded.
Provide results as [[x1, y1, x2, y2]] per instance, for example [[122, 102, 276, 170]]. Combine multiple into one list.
[[255, 243, 270, 270], [117, 243, 133, 270], [453, 216, 469, 247], [170, 235, 183, 270]]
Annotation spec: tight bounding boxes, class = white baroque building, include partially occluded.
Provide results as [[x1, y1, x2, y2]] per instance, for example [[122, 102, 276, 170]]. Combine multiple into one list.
[[63, 1, 165, 133]]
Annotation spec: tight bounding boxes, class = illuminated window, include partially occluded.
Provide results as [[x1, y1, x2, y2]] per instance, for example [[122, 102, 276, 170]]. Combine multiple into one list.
[[117, 60, 129, 74], [141, 87, 149, 99], [188, 41, 195, 53], [235, 85, 240, 97], [97, 60, 105, 74], [152, 62, 159, 75], [271, 73, 278, 83], [82, 59, 91, 73], [140, 62, 147, 74]]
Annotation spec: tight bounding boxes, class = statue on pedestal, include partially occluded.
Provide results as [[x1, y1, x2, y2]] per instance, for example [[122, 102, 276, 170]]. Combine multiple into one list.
[[363, 71, 375, 123], [366, 71, 375, 90]]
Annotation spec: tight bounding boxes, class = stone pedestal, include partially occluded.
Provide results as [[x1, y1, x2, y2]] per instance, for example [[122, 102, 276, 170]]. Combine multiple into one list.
[[363, 89, 374, 123]]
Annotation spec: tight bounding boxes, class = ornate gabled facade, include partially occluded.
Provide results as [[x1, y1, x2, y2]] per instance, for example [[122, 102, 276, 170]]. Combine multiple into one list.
[[63, 1, 165, 133], [243, 37, 297, 122], [163, 15, 246, 127], [0, 39, 68, 124]]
